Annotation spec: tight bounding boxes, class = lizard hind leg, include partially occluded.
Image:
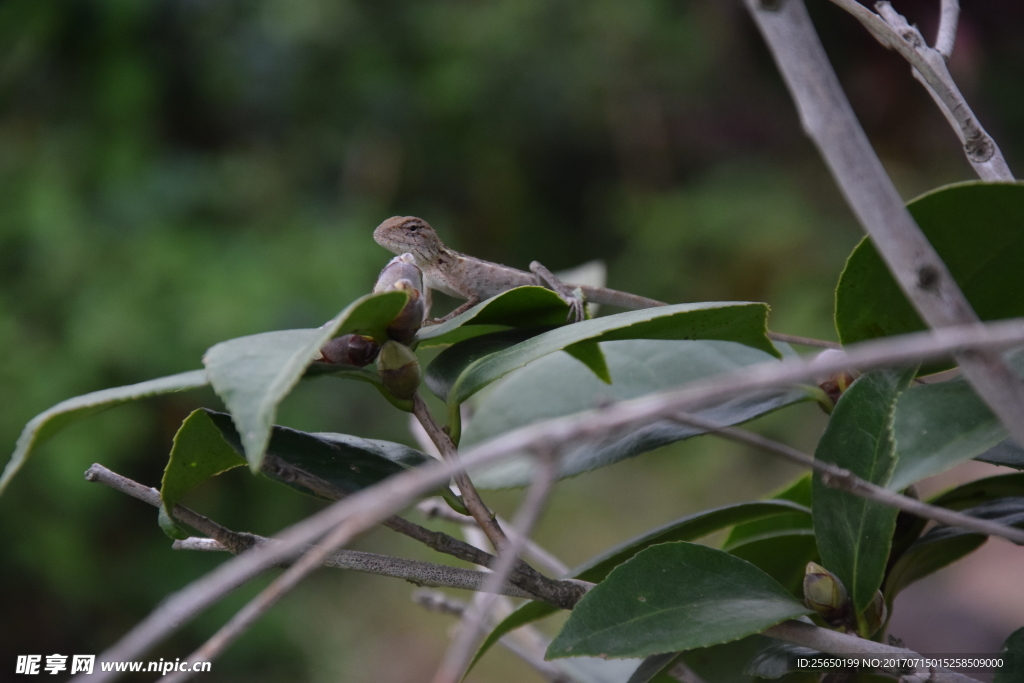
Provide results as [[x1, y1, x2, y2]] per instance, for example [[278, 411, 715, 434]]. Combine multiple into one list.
[[529, 261, 586, 323]]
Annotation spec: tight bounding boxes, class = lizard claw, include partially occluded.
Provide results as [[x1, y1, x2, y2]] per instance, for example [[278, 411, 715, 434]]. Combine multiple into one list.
[[530, 260, 587, 324], [564, 292, 586, 324]]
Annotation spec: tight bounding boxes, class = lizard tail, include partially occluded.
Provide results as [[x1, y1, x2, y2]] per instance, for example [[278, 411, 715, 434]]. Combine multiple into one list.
[[577, 285, 666, 310]]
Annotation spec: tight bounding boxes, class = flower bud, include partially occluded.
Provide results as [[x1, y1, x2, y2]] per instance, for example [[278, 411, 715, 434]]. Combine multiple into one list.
[[861, 590, 888, 637], [374, 253, 425, 295], [385, 280, 427, 343], [319, 334, 379, 367], [374, 254, 428, 342], [813, 349, 860, 407], [803, 562, 850, 623], [377, 340, 422, 400]]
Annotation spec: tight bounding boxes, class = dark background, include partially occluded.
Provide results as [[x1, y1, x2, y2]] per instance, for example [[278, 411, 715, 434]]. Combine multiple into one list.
[[2, 1, 1022, 681]]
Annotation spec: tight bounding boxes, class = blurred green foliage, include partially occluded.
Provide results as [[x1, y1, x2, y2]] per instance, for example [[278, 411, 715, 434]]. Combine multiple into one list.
[[1, 0, 1021, 680]]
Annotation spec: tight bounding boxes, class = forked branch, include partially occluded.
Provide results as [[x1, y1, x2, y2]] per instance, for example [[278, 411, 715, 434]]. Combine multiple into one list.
[[826, 0, 1011, 180], [743, 0, 1024, 452]]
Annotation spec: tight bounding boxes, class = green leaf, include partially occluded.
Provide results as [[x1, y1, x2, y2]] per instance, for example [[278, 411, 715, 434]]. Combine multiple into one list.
[[725, 475, 813, 549], [745, 640, 818, 680], [727, 533, 819, 597], [678, 636, 766, 683], [888, 349, 1024, 491], [462, 339, 808, 488], [203, 291, 408, 471], [199, 410, 433, 498], [626, 653, 681, 683], [157, 408, 444, 536], [994, 626, 1024, 683], [573, 500, 811, 584], [812, 369, 915, 621], [836, 182, 1024, 353], [881, 473, 1024, 602], [547, 543, 811, 660], [425, 327, 551, 403], [564, 340, 611, 384], [467, 500, 807, 676], [303, 363, 414, 412], [884, 497, 1024, 606], [975, 439, 1024, 471], [930, 473, 1024, 510], [159, 409, 246, 538], [467, 600, 559, 676], [444, 303, 779, 413], [0, 369, 209, 495], [415, 286, 570, 347]]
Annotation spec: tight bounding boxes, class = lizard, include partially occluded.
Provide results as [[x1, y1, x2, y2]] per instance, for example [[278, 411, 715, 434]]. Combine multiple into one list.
[[372, 215, 840, 348], [373, 216, 659, 323]]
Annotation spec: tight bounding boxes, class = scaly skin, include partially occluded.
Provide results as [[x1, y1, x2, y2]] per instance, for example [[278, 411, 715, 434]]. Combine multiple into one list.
[[372, 216, 663, 320], [372, 216, 843, 349]]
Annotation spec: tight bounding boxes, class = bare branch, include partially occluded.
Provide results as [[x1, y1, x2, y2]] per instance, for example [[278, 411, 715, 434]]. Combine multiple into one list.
[[744, 0, 1024, 453], [418, 498, 571, 577], [935, 0, 960, 60], [78, 319, 1024, 682], [172, 538, 224, 552], [89, 465, 539, 597], [172, 535, 538, 599], [765, 621, 981, 683], [85, 464, 260, 555], [767, 332, 841, 350], [433, 451, 559, 683], [412, 393, 510, 550], [826, 0, 1011, 179], [264, 452, 566, 603], [671, 413, 1024, 544], [410, 396, 583, 608]]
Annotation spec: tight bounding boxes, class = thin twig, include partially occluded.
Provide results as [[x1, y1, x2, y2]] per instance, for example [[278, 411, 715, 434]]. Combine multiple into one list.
[[433, 450, 560, 683], [172, 538, 224, 552], [87, 464, 538, 598], [161, 517, 366, 683], [764, 621, 981, 683], [84, 464, 261, 555], [263, 453, 563, 602], [410, 397, 584, 609], [744, 0, 1024, 452], [412, 393, 510, 550], [935, 0, 959, 60], [418, 499, 571, 577], [826, 0, 1011, 179], [670, 413, 1024, 544], [768, 332, 841, 350], [78, 319, 1024, 682], [171, 536, 538, 599], [413, 590, 572, 683]]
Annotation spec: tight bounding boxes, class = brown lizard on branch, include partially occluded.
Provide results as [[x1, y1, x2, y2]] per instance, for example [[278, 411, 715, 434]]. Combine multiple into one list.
[[373, 216, 839, 348]]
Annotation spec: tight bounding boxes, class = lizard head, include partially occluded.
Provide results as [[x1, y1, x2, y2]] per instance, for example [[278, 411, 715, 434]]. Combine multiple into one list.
[[373, 216, 445, 263]]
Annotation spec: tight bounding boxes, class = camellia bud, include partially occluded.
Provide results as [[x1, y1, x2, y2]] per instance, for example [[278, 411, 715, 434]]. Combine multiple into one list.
[[385, 280, 427, 343], [376, 340, 422, 400], [861, 590, 888, 637], [373, 253, 425, 294], [319, 334, 379, 367], [813, 349, 860, 408], [374, 254, 428, 342], [803, 562, 850, 623]]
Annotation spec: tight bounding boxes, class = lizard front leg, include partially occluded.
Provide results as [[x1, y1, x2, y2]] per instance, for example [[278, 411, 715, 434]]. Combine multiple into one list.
[[529, 261, 586, 323]]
